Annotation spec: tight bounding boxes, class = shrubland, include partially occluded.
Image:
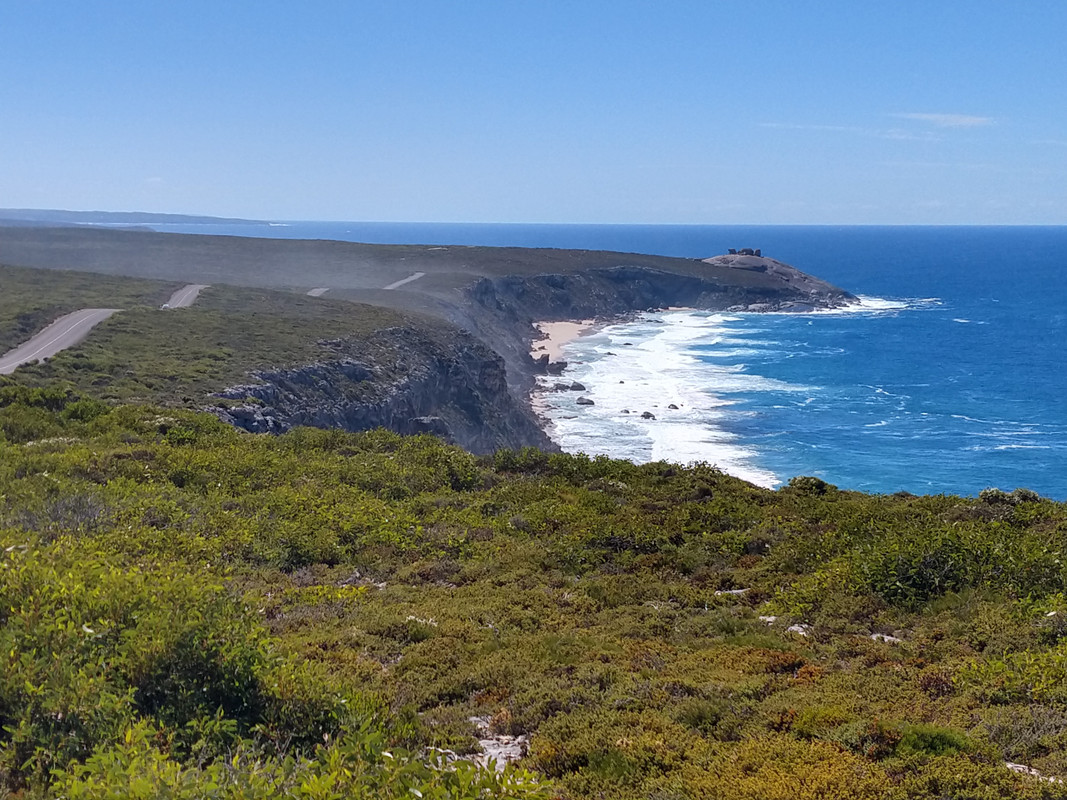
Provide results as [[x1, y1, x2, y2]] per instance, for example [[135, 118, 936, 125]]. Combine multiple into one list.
[[0, 265, 181, 355], [3, 385, 1067, 797], [1, 267, 454, 406]]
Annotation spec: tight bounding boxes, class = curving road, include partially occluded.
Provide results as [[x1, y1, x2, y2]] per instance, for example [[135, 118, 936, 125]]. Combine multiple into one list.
[[307, 287, 329, 297], [0, 308, 119, 375], [164, 284, 209, 308]]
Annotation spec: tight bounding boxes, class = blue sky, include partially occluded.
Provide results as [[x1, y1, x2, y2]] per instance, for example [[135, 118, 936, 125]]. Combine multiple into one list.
[[2, 1, 1066, 224]]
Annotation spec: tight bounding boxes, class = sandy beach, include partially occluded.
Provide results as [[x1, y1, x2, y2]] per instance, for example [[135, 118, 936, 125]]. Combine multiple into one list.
[[532, 320, 597, 360], [528, 319, 599, 434]]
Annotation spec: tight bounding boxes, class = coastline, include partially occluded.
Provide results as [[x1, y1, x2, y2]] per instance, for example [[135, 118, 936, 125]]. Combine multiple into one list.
[[529, 318, 601, 437], [526, 308, 783, 488], [531, 319, 597, 360]]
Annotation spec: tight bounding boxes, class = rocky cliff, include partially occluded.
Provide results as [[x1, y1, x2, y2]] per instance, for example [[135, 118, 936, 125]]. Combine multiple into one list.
[[198, 255, 855, 454], [457, 257, 856, 396], [210, 326, 553, 454]]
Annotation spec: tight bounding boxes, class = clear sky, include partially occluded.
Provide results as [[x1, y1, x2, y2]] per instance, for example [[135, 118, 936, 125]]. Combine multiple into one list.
[[2, 1, 1066, 224]]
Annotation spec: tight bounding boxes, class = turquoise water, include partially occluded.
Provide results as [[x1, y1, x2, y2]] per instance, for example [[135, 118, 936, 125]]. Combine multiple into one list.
[[148, 221, 1067, 498]]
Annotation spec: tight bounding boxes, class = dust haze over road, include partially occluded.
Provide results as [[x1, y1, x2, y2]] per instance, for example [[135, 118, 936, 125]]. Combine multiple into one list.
[[164, 284, 209, 308], [382, 272, 426, 290], [0, 308, 118, 374], [1, 284, 208, 375]]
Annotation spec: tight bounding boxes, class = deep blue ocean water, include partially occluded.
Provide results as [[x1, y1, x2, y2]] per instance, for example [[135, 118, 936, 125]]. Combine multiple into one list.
[[147, 221, 1067, 499]]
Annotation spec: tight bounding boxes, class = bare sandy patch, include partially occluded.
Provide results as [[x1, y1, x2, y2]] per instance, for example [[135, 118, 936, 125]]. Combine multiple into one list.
[[532, 319, 596, 360]]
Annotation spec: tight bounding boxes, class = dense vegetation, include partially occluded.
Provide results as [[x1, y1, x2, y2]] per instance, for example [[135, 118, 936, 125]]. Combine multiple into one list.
[[0, 265, 180, 355], [1, 264, 453, 406], [4, 385, 1067, 798]]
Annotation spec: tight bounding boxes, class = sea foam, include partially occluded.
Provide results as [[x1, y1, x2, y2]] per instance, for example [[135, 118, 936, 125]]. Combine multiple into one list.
[[536, 310, 799, 487], [537, 299, 934, 487]]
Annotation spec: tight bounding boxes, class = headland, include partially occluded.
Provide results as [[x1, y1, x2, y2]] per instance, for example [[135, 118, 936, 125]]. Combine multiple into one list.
[[0, 221, 856, 453]]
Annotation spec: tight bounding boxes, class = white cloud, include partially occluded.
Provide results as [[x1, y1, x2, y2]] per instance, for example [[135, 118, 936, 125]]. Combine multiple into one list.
[[891, 113, 994, 128]]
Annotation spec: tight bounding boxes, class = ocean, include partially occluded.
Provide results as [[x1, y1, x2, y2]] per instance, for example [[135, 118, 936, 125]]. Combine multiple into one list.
[[146, 221, 1067, 499]]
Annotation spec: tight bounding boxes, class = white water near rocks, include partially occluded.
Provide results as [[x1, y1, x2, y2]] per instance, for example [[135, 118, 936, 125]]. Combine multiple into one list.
[[146, 222, 1067, 498], [536, 310, 785, 486], [536, 298, 929, 489]]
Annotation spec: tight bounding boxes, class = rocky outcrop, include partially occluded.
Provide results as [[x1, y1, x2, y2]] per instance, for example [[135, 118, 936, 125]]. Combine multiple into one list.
[[210, 326, 553, 454]]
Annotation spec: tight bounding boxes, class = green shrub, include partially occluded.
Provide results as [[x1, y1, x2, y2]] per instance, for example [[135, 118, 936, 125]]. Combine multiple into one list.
[[786, 475, 836, 496], [895, 722, 973, 757], [49, 720, 552, 800]]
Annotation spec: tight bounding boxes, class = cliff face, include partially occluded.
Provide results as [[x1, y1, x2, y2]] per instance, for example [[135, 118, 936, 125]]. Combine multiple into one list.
[[459, 260, 856, 395], [210, 326, 553, 454], [468, 261, 853, 321], [212, 256, 855, 454]]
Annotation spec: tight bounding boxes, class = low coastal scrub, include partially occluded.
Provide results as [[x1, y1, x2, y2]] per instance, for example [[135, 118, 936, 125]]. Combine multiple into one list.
[[4, 281, 440, 406], [0, 264, 181, 355], [4, 387, 1067, 796]]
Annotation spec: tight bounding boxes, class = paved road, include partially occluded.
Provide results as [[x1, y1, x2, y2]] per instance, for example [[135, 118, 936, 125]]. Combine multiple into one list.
[[0, 308, 119, 375], [382, 272, 426, 290], [307, 287, 329, 297], [164, 284, 209, 308]]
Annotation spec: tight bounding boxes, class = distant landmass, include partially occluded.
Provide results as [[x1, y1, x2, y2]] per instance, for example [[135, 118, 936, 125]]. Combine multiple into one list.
[[0, 208, 268, 226]]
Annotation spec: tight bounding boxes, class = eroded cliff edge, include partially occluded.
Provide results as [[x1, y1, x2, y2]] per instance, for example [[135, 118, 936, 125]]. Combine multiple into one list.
[[210, 326, 555, 454], [208, 255, 855, 452], [454, 254, 857, 397]]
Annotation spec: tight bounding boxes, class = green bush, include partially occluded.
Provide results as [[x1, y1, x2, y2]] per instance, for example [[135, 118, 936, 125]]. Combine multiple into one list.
[[1, 393, 1067, 797]]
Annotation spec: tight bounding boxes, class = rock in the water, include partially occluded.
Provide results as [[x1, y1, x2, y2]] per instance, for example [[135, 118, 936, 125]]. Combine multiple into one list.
[[570, 382, 586, 391], [668, 403, 679, 410], [546, 360, 568, 375], [641, 411, 655, 419], [576, 396, 595, 406]]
